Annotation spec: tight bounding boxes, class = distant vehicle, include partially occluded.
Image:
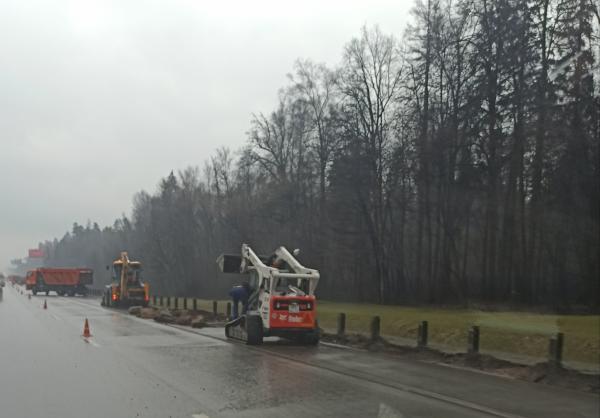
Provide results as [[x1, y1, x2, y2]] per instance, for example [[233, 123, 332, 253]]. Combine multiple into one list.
[[101, 252, 149, 307], [8, 275, 25, 286], [25, 268, 93, 296]]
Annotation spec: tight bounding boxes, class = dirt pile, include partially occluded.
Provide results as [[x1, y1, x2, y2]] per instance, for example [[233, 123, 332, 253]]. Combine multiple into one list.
[[154, 308, 176, 324], [140, 307, 158, 319], [191, 316, 207, 328], [129, 305, 213, 329], [128, 306, 142, 316]]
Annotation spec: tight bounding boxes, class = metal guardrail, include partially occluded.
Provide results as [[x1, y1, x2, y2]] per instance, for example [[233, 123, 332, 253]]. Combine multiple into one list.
[[87, 288, 104, 297], [333, 313, 567, 367], [149, 296, 230, 317]]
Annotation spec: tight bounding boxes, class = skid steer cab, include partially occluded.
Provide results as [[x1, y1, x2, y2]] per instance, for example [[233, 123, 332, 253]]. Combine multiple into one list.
[[217, 244, 320, 345]]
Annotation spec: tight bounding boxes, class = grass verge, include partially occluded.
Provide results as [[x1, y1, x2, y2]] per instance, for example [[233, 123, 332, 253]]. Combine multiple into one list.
[[317, 301, 600, 366]]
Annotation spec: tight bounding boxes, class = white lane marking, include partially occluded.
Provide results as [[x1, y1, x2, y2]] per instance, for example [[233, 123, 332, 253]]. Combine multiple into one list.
[[83, 337, 101, 347], [51, 314, 60, 321], [192, 414, 210, 418]]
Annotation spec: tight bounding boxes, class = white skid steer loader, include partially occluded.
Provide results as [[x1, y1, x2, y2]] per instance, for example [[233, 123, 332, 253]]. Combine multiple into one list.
[[217, 244, 320, 345]]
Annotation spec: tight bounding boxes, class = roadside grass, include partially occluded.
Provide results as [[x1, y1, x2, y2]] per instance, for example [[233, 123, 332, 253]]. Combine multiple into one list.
[[153, 297, 599, 366], [317, 301, 600, 366]]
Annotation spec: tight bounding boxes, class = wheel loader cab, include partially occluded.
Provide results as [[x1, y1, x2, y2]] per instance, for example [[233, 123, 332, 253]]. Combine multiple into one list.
[[112, 263, 122, 281], [112, 262, 142, 283]]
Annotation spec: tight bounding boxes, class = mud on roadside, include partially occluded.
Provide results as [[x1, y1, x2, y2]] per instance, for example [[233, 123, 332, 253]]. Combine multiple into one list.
[[321, 332, 600, 394]]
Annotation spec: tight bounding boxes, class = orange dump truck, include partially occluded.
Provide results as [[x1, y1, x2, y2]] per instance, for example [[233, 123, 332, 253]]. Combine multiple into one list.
[[25, 268, 93, 296]]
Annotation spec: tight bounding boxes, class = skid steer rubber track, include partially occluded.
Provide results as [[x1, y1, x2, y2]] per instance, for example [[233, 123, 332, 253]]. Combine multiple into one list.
[[225, 314, 263, 345]]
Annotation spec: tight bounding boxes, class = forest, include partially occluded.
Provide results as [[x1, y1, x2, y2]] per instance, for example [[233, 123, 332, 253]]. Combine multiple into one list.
[[41, 0, 599, 310]]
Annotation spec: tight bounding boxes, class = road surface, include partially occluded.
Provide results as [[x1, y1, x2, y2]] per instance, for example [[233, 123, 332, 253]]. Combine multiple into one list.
[[0, 285, 598, 418]]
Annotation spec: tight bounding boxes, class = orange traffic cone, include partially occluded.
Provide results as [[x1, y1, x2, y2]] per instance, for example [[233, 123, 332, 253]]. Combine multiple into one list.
[[43, 299, 47, 309], [82, 318, 92, 338]]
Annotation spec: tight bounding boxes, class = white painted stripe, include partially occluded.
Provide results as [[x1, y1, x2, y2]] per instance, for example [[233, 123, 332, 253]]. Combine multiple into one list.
[[192, 414, 210, 418], [83, 337, 101, 347]]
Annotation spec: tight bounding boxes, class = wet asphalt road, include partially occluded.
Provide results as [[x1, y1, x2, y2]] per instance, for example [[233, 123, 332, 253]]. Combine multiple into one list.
[[0, 285, 598, 418]]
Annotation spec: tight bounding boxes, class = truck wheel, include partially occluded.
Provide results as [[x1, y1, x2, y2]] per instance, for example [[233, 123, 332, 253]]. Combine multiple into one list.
[[245, 315, 263, 345], [32, 289, 37, 296], [46, 290, 50, 296]]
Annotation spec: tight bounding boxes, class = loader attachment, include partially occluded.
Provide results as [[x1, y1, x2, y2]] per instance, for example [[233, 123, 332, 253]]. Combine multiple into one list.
[[216, 254, 242, 274]]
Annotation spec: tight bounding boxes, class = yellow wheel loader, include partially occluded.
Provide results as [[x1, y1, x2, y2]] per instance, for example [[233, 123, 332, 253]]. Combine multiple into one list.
[[101, 252, 149, 308]]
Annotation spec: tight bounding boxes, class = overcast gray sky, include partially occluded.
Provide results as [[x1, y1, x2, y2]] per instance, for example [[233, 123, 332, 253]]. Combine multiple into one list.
[[0, 0, 412, 270]]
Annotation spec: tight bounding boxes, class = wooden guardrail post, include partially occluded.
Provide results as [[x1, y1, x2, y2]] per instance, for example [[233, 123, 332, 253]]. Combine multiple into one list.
[[549, 332, 564, 367], [174, 297, 179, 309], [370, 316, 381, 341], [418, 320, 429, 348], [468, 325, 480, 354], [226, 302, 231, 318], [212, 301, 218, 316], [166, 296, 170, 308], [153, 295, 157, 306], [193, 298, 198, 311], [337, 313, 346, 337], [183, 298, 188, 310]]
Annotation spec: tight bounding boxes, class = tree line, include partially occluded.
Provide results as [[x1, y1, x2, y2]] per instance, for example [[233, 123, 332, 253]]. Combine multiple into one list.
[[42, 0, 599, 310]]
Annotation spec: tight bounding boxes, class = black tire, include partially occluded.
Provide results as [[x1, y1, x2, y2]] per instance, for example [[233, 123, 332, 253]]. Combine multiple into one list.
[[46, 290, 50, 296], [57, 291, 64, 296], [299, 329, 320, 345], [245, 315, 263, 345], [32, 289, 37, 296]]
